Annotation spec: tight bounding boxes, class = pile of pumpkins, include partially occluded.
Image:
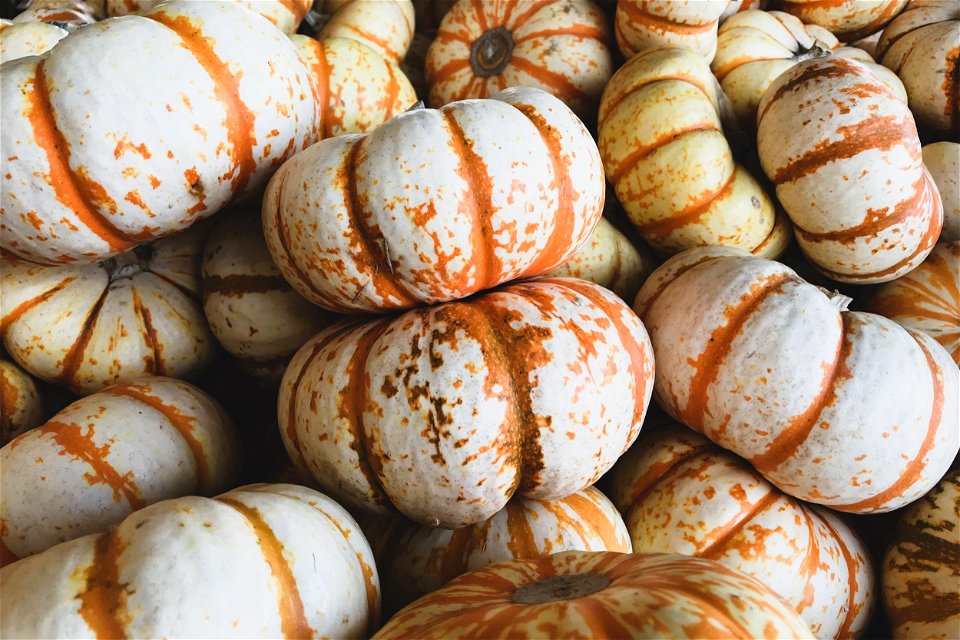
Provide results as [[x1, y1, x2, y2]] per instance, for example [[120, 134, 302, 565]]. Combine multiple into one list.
[[0, 0, 957, 637]]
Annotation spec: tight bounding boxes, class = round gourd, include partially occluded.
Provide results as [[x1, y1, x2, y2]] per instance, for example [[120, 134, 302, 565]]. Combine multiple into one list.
[[0, 377, 239, 565], [924, 142, 959, 242], [876, 1, 959, 138], [757, 56, 942, 283], [104, 0, 313, 34], [1, 224, 216, 394], [0, 483, 380, 639], [614, 0, 729, 61], [373, 550, 814, 639], [608, 421, 876, 639], [0, 0, 319, 265], [425, 0, 614, 121], [861, 241, 960, 365], [12, 0, 99, 26], [293, 35, 418, 139], [314, 0, 415, 64], [0, 21, 67, 63], [264, 86, 605, 313], [202, 207, 332, 382], [598, 46, 788, 257], [279, 277, 654, 528], [363, 487, 631, 613], [634, 246, 959, 514], [782, 0, 907, 40], [0, 360, 43, 446], [883, 467, 959, 639]]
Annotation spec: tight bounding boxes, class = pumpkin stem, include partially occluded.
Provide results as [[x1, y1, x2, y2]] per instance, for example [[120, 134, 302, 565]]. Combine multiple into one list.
[[793, 43, 831, 63], [406, 100, 426, 112], [817, 286, 853, 312], [470, 26, 513, 77], [104, 243, 154, 281], [511, 573, 611, 605]]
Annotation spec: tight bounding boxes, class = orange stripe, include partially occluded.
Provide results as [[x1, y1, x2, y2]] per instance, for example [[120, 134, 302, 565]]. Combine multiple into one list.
[[599, 73, 713, 131], [633, 255, 726, 320], [514, 24, 608, 45], [698, 491, 780, 558], [615, 444, 714, 514], [814, 510, 864, 639], [504, 0, 554, 30], [78, 531, 130, 639], [758, 58, 857, 123], [57, 285, 110, 390], [508, 55, 589, 104], [310, 40, 332, 139], [0, 275, 77, 333], [131, 288, 164, 374], [426, 58, 472, 90], [563, 491, 630, 551], [619, 1, 718, 35], [504, 500, 540, 557], [609, 122, 721, 188], [636, 164, 737, 239], [440, 518, 493, 583]]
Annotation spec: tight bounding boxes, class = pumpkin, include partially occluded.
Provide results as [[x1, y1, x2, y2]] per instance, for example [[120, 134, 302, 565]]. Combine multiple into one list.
[[634, 246, 960, 514], [782, 0, 907, 40], [598, 46, 789, 258], [362, 486, 631, 614], [279, 277, 654, 528], [877, 1, 960, 138], [883, 467, 959, 639], [0, 376, 239, 565], [0, 359, 43, 446], [314, 0, 415, 64], [425, 0, 614, 121], [202, 207, 332, 382], [1, 224, 216, 394], [757, 56, 942, 283], [719, 0, 765, 23], [263, 86, 605, 313], [614, 0, 729, 62], [0, 0, 319, 265], [373, 550, 814, 639], [0, 483, 380, 639], [293, 35, 418, 139], [104, 0, 313, 35], [608, 421, 876, 639], [861, 241, 960, 365], [0, 21, 68, 63], [11, 0, 99, 27], [924, 142, 959, 242]]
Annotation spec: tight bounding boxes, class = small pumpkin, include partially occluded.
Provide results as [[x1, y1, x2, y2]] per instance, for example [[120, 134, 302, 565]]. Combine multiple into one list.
[[373, 550, 814, 639], [314, 0, 415, 64], [12, 0, 99, 27], [0, 483, 380, 639], [105, 0, 313, 35], [0, 21, 67, 63], [924, 142, 959, 242], [0, 359, 43, 446], [1, 224, 216, 394], [614, 0, 729, 62], [0, 376, 239, 565], [425, 0, 614, 121], [782, 0, 908, 41]]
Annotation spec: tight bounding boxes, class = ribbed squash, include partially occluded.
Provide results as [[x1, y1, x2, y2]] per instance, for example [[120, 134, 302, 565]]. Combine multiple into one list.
[[0, 21, 67, 63], [782, 0, 907, 40], [719, 0, 765, 23], [0, 360, 43, 446], [924, 142, 959, 242], [12, 0, 98, 26], [314, 0, 415, 64], [614, 0, 729, 61], [105, 0, 313, 35]]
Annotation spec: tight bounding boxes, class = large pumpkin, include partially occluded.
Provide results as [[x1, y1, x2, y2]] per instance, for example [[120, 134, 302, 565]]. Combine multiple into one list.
[[924, 142, 959, 242], [314, 0, 415, 64], [373, 550, 814, 639], [608, 421, 876, 639], [757, 56, 942, 283], [104, 0, 313, 35], [0, 0, 318, 265], [263, 86, 605, 313], [363, 486, 631, 613], [0, 483, 381, 639], [0, 21, 68, 63], [425, 0, 614, 121], [634, 246, 959, 514], [0, 377, 238, 564], [614, 0, 729, 61], [782, 0, 907, 40], [883, 467, 959, 639], [0, 359, 43, 446], [1, 224, 216, 394], [279, 277, 654, 528], [598, 46, 788, 257]]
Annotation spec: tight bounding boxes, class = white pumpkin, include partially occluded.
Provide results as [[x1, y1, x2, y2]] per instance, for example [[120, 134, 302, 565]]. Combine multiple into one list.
[[781, 0, 908, 40], [0, 360, 43, 446], [924, 141, 959, 242], [314, 0, 415, 64], [0, 21, 67, 63], [614, 0, 730, 61], [105, 0, 314, 35]]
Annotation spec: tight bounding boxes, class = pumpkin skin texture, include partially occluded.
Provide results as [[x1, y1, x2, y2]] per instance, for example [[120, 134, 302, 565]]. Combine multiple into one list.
[[425, 0, 614, 121], [0, 21, 67, 63], [0, 377, 239, 565], [362, 487, 632, 614], [202, 208, 332, 383], [0, 360, 43, 446], [315, 0, 415, 64], [924, 142, 960, 242], [877, 1, 959, 138], [782, 0, 907, 41], [598, 47, 787, 258], [0, 0, 319, 266], [718, 0, 765, 23], [11, 0, 99, 26], [634, 246, 960, 514], [373, 550, 815, 639], [883, 468, 960, 639], [263, 86, 605, 314], [757, 56, 942, 284], [0, 483, 381, 639], [1, 225, 216, 395], [293, 35, 418, 139], [614, 0, 730, 62], [861, 241, 960, 365], [279, 278, 654, 528], [608, 422, 876, 639], [104, 0, 313, 35]]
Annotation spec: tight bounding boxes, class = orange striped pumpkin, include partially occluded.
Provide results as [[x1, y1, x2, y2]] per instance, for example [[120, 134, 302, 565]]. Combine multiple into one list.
[[0, 377, 239, 565], [279, 278, 654, 528], [263, 86, 605, 313], [861, 241, 960, 365], [0, 360, 43, 446], [12, 0, 99, 26], [757, 56, 942, 283], [425, 0, 614, 121], [105, 0, 313, 35], [1, 224, 216, 395], [598, 46, 789, 257], [634, 246, 959, 514], [0, 0, 319, 265], [782, 0, 907, 40], [608, 421, 876, 639], [0, 483, 381, 639], [0, 21, 68, 63], [924, 142, 959, 242], [614, 0, 730, 61], [373, 550, 814, 639], [315, 0, 415, 64], [883, 467, 959, 639], [362, 487, 631, 614]]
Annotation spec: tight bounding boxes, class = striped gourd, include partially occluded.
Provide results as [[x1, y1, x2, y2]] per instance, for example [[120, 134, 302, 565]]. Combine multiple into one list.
[[0, 360, 43, 446], [105, 0, 313, 35], [11, 0, 99, 26], [614, 0, 729, 61], [782, 0, 907, 40], [0, 21, 68, 63], [314, 0, 415, 64], [924, 142, 959, 242]]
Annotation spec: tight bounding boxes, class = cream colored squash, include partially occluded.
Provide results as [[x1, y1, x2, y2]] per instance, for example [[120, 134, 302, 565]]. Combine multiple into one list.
[[924, 142, 960, 242], [614, 0, 730, 61], [0, 360, 43, 446], [782, 0, 907, 40], [12, 0, 99, 26], [105, 0, 313, 35], [315, 0, 415, 63], [0, 21, 67, 63]]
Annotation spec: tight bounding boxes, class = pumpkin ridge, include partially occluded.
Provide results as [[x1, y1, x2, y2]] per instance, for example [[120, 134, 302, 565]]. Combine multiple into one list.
[[426, 58, 472, 87], [599, 74, 715, 125], [843, 0, 910, 41], [203, 274, 292, 297], [758, 57, 857, 123], [634, 255, 728, 320], [504, 0, 555, 31], [275, 0, 308, 23], [439, 517, 495, 583], [635, 164, 737, 238], [609, 122, 719, 186], [513, 24, 608, 45], [56, 284, 111, 390], [617, 443, 716, 514], [555, 490, 630, 551], [131, 287, 165, 375], [77, 531, 130, 639], [0, 275, 77, 333], [504, 499, 541, 558], [697, 491, 782, 559], [637, 580, 757, 639], [811, 509, 865, 639], [308, 41, 332, 139], [571, 594, 635, 637], [148, 270, 202, 302], [618, 3, 718, 35], [507, 56, 589, 104]]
